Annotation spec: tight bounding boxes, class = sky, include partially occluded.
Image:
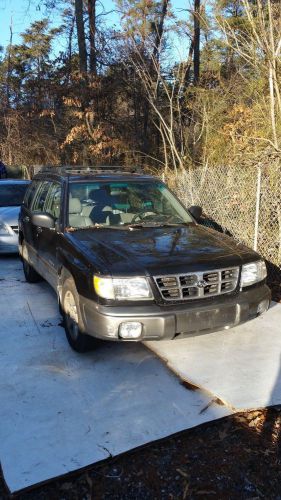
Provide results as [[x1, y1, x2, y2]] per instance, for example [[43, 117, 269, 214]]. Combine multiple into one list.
[[0, 0, 188, 58], [0, 0, 117, 48]]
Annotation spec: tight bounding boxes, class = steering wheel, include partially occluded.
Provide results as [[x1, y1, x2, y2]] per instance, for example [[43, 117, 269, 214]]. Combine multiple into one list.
[[131, 211, 158, 223]]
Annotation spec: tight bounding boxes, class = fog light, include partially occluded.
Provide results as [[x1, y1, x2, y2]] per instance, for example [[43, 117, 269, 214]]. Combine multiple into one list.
[[119, 322, 142, 339], [257, 299, 269, 315]]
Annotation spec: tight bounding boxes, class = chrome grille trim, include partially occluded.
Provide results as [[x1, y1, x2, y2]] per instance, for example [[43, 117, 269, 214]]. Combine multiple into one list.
[[154, 267, 239, 301]]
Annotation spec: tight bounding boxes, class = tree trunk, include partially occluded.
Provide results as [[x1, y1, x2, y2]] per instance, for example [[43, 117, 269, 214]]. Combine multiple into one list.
[[65, 13, 75, 83], [269, 63, 278, 148], [88, 0, 97, 75], [193, 0, 200, 85], [142, 0, 169, 153], [6, 18, 13, 109], [153, 0, 169, 61], [184, 38, 194, 88], [75, 0, 87, 74]]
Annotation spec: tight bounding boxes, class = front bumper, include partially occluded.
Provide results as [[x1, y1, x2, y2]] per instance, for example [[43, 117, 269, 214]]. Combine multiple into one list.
[[79, 284, 271, 341], [0, 234, 19, 254]]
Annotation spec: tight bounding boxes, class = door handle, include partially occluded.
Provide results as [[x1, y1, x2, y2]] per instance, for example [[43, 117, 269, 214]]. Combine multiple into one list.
[[23, 216, 30, 222]]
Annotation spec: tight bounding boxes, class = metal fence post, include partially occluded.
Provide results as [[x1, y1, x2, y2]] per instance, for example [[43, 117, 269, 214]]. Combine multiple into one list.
[[253, 166, 262, 251]]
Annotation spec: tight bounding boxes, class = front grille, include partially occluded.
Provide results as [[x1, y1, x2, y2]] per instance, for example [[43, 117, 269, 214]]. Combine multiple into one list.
[[154, 267, 239, 301], [11, 226, 19, 234]]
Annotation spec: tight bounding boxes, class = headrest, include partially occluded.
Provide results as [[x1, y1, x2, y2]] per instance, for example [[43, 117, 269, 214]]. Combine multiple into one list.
[[90, 188, 112, 205], [69, 198, 81, 214]]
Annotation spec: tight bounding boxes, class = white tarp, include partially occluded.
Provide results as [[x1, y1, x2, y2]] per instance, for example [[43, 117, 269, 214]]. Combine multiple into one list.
[[146, 303, 281, 410], [0, 258, 230, 494]]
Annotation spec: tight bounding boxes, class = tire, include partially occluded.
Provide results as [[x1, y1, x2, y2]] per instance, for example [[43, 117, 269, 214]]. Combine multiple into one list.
[[22, 242, 42, 283], [62, 278, 97, 353]]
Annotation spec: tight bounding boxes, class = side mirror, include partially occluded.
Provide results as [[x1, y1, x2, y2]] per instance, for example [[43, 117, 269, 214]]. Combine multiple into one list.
[[32, 212, 55, 230], [189, 205, 203, 220]]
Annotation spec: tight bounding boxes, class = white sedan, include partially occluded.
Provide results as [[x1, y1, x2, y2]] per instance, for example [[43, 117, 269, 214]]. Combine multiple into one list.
[[0, 179, 30, 253]]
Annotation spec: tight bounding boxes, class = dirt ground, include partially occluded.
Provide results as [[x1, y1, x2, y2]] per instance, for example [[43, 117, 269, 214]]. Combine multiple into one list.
[[1, 406, 281, 500]]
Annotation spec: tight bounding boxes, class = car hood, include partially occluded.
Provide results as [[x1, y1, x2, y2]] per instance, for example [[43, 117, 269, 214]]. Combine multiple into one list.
[[0, 206, 20, 226], [69, 223, 260, 276]]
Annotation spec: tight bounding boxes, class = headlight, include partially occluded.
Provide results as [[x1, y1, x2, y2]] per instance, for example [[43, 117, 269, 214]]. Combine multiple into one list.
[[0, 221, 10, 236], [94, 276, 153, 300], [241, 260, 267, 287]]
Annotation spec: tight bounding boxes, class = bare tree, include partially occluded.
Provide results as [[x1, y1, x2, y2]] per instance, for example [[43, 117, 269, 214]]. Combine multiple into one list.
[[5, 17, 13, 109], [193, 0, 200, 84], [75, 0, 87, 73], [131, 46, 188, 174], [88, 0, 97, 75], [153, 0, 169, 62], [216, 0, 281, 149]]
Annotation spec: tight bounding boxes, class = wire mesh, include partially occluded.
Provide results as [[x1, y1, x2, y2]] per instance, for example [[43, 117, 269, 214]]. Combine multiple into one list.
[[171, 164, 281, 292]]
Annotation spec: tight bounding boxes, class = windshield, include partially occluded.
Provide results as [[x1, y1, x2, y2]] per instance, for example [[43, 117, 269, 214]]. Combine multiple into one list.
[[68, 181, 193, 228], [0, 183, 29, 207]]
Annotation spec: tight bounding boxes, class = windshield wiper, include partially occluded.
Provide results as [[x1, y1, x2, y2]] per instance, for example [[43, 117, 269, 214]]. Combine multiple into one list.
[[65, 221, 192, 232], [66, 224, 128, 232], [126, 222, 191, 229]]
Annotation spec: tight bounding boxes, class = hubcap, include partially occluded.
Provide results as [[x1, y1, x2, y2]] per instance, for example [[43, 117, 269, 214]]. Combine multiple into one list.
[[64, 290, 79, 340]]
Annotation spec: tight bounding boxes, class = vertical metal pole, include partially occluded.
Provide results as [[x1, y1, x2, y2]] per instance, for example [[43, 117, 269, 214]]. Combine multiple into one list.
[[254, 166, 262, 251]]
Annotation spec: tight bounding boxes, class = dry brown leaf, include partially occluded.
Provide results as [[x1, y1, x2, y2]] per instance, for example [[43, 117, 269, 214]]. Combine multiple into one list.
[[235, 415, 248, 424], [253, 411, 262, 417], [249, 418, 260, 427]]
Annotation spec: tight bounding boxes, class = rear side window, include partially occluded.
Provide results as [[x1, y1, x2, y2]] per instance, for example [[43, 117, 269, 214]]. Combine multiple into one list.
[[23, 181, 39, 210], [44, 182, 62, 221], [32, 181, 52, 212]]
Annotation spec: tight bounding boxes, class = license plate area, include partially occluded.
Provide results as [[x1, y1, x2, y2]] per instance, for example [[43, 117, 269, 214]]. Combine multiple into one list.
[[177, 305, 237, 334]]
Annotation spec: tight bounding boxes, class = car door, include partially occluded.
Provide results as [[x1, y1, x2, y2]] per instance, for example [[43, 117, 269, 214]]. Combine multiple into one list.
[[34, 181, 63, 289], [20, 180, 49, 268]]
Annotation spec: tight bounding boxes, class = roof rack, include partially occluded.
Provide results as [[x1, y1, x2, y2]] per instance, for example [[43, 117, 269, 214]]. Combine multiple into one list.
[[39, 165, 143, 175]]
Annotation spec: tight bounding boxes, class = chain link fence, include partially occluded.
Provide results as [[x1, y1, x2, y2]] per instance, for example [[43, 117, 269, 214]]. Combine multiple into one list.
[[171, 164, 281, 298]]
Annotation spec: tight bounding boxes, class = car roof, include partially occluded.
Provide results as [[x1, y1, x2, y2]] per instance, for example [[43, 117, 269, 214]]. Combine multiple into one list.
[[0, 179, 30, 184], [33, 166, 157, 183], [68, 174, 156, 182], [35, 173, 157, 183]]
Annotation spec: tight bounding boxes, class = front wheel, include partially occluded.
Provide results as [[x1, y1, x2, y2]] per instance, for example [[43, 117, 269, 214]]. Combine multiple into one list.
[[62, 278, 97, 353]]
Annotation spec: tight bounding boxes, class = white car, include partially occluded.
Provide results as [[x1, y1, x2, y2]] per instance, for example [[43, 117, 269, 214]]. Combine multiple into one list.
[[0, 179, 30, 253]]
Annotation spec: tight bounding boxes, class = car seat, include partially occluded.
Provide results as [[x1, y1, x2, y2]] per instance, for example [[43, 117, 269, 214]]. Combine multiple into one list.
[[89, 188, 114, 224], [68, 198, 92, 227]]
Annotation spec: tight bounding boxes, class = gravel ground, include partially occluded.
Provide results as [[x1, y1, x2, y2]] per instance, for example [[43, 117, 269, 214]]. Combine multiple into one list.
[[1, 407, 281, 499]]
